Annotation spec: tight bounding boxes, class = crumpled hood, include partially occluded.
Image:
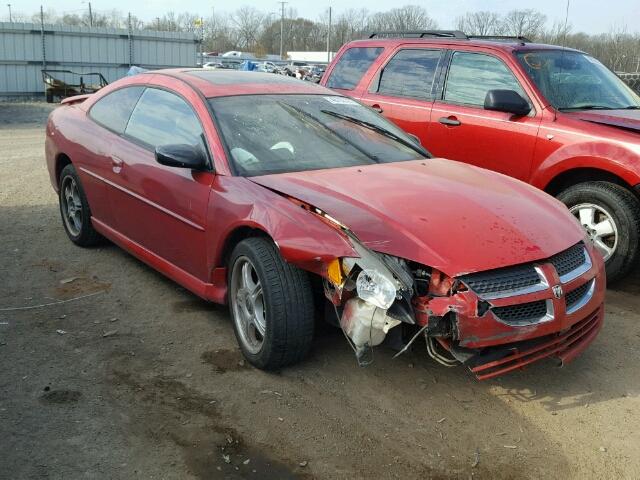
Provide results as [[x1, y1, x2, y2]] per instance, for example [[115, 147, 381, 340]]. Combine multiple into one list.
[[565, 109, 640, 132], [251, 159, 584, 276]]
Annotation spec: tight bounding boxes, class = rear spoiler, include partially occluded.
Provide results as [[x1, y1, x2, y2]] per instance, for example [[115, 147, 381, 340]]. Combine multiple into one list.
[[60, 94, 91, 106]]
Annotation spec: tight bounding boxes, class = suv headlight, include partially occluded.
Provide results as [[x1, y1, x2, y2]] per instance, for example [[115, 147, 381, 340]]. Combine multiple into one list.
[[356, 269, 397, 309]]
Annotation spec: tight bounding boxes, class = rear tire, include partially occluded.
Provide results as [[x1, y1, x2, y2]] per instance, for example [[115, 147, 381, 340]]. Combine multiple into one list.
[[557, 181, 640, 283], [58, 164, 102, 247], [228, 237, 315, 370]]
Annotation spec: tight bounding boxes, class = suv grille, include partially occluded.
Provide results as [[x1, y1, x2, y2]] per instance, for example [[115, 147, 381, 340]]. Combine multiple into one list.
[[459, 264, 540, 297], [492, 300, 548, 326], [550, 243, 587, 278]]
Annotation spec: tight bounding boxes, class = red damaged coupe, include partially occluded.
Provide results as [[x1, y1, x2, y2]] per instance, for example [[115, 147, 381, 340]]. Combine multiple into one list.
[[45, 70, 605, 379]]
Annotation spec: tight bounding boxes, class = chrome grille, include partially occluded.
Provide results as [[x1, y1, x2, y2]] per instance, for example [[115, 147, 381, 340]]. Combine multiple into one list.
[[566, 279, 595, 314], [550, 243, 590, 281], [459, 264, 542, 299], [492, 300, 549, 326]]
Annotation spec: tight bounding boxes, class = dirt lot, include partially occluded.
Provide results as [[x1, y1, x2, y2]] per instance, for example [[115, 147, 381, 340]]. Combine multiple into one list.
[[1, 102, 639, 480]]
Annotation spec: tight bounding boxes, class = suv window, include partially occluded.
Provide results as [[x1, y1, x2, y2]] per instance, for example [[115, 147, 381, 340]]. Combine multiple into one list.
[[375, 49, 441, 99], [444, 52, 527, 107], [125, 88, 204, 149], [326, 47, 383, 90], [89, 86, 144, 134]]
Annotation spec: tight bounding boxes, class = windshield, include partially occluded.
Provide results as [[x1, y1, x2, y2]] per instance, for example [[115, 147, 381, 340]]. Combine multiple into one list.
[[208, 94, 427, 176], [516, 50, 640, 111]]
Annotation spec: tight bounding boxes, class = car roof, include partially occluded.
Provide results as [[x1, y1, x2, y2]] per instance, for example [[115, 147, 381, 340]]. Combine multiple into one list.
[[151, 69, 335, 98], [342, 37, 583, 55]]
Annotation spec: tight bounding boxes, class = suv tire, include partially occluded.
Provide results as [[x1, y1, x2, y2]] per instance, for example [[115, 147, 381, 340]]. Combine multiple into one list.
[[557, 181, 640, 283]]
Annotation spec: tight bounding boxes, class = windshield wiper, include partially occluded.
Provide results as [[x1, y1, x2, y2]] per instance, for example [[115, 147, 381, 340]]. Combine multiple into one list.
[[558, 105, 616, 111], [320, 109, 430, 158], [277, 102, 380, 163], [559, 104, 640, 112]]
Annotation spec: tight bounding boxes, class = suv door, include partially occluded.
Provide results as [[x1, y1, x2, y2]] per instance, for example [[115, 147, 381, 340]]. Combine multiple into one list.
[[109, 85, 214, 281], [428, 50, 542, 180], [360, 48, 444, 143]]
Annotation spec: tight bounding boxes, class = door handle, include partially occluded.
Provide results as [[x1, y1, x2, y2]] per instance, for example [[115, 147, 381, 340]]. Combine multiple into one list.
[[371, 104, 384, 113], [438, 116, 461, 127]]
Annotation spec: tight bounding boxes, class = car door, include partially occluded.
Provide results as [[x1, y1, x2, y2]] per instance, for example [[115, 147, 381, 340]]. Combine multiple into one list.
[[82, 85, 145, 228], [360, 47, 445, 144], [428, 50, 542, 181], [107, 85, 215, 281]]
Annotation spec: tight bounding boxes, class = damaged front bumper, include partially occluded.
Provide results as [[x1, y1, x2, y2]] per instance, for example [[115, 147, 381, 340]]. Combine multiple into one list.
[[328, 235, 605, 380]]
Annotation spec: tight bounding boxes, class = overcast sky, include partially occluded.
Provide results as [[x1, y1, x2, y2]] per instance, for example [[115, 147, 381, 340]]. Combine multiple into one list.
[[8, 0, 640, 34]]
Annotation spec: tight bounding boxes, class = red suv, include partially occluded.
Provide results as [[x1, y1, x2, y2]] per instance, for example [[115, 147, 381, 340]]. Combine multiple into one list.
[[321, 31, 640, 282]]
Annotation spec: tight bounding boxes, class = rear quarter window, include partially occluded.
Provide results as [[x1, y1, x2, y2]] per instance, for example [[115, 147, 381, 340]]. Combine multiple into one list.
[[88, 86, 144, 134], [326, 47, 383, 90]]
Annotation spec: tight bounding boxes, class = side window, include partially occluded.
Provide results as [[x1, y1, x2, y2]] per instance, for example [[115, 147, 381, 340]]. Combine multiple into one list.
[[444, 52, 528, 107], [124, 88, 204, 149], [326, 47, 383, 90], [375, 49, 441, 100], [89, 86, 144, 134]]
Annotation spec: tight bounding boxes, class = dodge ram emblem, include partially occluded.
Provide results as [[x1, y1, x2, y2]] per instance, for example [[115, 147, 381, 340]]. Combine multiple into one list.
[[552, 285, 564, 299]]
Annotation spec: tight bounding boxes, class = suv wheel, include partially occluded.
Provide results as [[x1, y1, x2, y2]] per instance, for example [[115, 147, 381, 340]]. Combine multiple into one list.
[[228, 237, 314, 370], [557, 181, 640, 283]]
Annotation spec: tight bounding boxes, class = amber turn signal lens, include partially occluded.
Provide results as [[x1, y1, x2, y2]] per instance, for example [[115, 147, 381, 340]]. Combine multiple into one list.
[[327, 258, 344, 286]]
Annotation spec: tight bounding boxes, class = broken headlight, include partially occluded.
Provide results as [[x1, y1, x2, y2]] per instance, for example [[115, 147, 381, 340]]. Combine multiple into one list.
[[356, 269, 397, 309]]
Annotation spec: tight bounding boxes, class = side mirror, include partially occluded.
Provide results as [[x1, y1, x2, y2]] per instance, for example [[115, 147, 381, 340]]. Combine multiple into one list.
[[484, 89, 531, 116], [155, 144, 207, 170]]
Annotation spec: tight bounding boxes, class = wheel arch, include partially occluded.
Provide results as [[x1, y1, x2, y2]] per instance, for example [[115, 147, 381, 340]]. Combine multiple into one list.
[[543, 167, 639, 199], [218, 225, 273, 268], [55, 153, 73, 187]]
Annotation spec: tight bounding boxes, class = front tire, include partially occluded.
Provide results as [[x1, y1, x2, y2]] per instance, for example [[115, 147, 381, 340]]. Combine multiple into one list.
[[228, 237, 314, 370], [557, 181, 640, 283], [58, 164, 102, 247]]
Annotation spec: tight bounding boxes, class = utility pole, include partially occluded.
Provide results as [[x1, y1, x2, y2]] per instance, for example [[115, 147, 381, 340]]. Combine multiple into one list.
[[278, 1, 287, 60], [326, 6, 332, 63], [6, 3, 11, 22], [88, 2, 93, 27]]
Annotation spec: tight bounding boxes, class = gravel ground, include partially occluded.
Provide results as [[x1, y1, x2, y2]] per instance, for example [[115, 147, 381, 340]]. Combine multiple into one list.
[[1, 102, 639, 480]]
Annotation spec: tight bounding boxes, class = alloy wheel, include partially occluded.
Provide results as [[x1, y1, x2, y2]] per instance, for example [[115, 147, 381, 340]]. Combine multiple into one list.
[[61, 176, 83, 237], [230, 256, 267, 354], [570, 202, 618, 261]]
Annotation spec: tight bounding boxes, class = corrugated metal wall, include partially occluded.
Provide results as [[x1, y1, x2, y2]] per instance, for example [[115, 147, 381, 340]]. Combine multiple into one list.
[[0, 22, 199, 96]]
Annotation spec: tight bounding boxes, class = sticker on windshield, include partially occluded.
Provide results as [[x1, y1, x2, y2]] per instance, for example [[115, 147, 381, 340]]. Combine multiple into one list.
[[324, 96, 359, 105]]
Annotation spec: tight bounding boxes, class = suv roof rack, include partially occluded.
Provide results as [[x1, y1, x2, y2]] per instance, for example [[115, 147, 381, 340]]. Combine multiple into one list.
[[367, 31, 532, 44], [368, 30, 467, 39], [468, 35, 532, 43]]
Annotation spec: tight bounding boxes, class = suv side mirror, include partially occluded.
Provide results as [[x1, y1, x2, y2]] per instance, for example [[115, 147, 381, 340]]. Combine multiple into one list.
[[484, 89, 531, 116], [155, 144, 207, 170]]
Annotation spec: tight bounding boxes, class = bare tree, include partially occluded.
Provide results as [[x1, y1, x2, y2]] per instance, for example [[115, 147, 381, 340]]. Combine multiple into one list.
[[369, 5, 438, 32], [230, 7, 264, 51], [456, 11, 500, 35], [500, 9, 547, 38]]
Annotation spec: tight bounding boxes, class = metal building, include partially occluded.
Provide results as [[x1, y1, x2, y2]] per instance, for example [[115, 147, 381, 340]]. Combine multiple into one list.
[[0, 21, 199, 97]]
